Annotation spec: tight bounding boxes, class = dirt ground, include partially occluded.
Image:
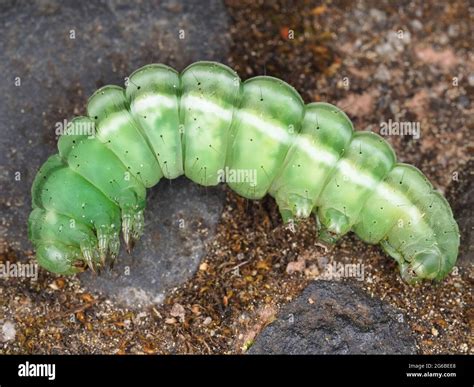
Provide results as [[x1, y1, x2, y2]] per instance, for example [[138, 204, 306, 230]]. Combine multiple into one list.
[[0, 0, 472, 354]]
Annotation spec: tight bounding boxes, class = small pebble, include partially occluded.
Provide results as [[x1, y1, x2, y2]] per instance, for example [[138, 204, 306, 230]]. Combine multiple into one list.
[[1, 321, 16, 342]]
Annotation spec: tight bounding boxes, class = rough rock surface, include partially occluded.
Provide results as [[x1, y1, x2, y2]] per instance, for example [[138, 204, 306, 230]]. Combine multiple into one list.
[[248, 280, 417, 354]]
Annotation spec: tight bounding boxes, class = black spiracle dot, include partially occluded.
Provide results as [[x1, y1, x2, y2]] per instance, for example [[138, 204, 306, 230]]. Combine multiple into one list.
[[137, 86, 141, 90], [94, 116, 98, 120]]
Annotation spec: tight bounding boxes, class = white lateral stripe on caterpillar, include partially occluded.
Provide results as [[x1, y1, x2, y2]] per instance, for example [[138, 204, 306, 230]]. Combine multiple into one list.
[[179, 94, 428, 226], [132, 93, 177, 111]]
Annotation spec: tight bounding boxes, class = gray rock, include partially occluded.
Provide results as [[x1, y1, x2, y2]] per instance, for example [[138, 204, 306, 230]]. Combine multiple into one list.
[[375, 31, 410, 60], [80, 178, 225, 308], [374, 64, 391, 82], [0, 0, 229, 301], [248, 281, 417, 354], [447, 25, 459, 38], [368, 8, 387, 24], [0, 320, 16, 342], [410, 19, 423, 32], [468, 74, 474, 87]]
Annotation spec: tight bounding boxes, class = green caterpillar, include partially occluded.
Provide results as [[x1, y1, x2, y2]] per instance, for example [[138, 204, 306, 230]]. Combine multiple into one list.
[[28, 61, 460, 283]]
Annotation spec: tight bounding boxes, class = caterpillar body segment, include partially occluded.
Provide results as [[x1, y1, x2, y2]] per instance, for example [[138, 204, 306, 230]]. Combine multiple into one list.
[[126, 64, 184, 179], [180, 61, 242, 186], [270, 102, 354, 222], [28, 61, 460, 282], [226, 76, 305, 199], [87, 85, 163, 188]]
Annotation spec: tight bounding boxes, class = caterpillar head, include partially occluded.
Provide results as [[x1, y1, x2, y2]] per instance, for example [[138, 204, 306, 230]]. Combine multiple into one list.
[[400, 248, 452, 283]]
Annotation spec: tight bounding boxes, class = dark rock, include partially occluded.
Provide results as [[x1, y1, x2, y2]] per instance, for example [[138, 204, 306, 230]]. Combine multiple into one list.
[[248, 281, 417, 354]]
